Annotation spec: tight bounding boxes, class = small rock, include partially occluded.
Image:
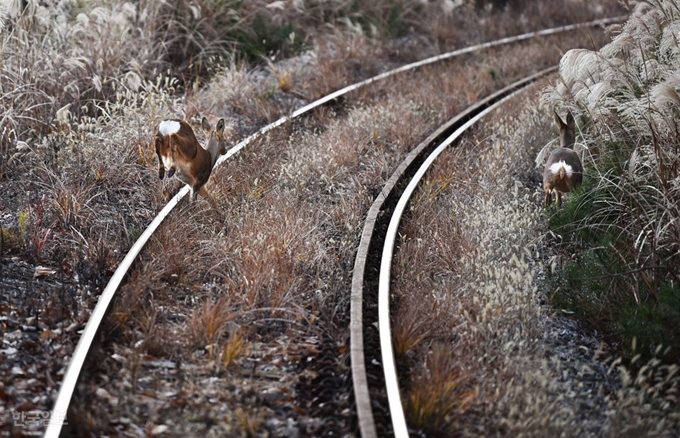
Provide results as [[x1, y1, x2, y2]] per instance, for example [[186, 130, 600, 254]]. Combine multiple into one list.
[[34, 266, 57, 278], [95, 388, 119, 406], [4, 329, 22, 342], [151, 424, 169, 435], [64, 321, 81, 333]]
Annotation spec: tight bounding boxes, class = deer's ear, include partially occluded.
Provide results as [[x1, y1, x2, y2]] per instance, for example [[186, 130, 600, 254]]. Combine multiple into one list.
[[201, 117, 212, 132], [565, 110, 575, 129], [216, 118, 225, 133], [554, 110, 564, 127]]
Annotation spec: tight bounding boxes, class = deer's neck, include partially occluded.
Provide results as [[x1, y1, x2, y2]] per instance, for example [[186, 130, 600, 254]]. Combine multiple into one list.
[[206, 139, 222, 167], [561, 132, 575, 149]]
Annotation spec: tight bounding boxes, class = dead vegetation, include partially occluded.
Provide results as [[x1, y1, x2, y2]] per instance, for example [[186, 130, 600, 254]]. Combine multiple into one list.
[[392, 89, 680, 436], [74, 34, 614, 436], [0, 0, 629, 436]]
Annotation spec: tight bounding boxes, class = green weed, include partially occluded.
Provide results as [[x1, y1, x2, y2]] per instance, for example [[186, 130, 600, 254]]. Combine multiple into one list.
[[18, 211, 28, 243], [549, 165, 680, 361]]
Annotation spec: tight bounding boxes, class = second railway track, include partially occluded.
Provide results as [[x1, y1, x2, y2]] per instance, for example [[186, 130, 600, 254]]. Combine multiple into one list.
[[351, 68, 554, 438], [43, 17, 621, 438]]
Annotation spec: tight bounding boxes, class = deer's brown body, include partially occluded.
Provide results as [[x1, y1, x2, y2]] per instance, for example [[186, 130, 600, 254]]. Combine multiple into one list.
[[153, 118, 227, 206], [543, 111, 583, 207]]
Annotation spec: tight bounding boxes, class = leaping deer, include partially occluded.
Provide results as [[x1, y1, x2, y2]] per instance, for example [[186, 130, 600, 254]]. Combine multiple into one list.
[[153, 117, 227, 207], [543, 110, 583, 207]]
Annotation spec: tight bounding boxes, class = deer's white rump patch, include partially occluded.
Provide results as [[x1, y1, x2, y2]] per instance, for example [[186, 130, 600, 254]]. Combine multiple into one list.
[[159, 120, 180, 136], [549, 160, 573, 177]]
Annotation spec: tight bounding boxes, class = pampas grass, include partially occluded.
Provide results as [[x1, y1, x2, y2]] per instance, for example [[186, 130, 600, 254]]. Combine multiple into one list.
[[542, 0, 680, 359]]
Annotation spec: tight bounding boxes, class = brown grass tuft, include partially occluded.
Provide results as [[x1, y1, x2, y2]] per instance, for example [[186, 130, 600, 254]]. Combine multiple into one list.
[[405, 344, 473, 437], [187, 296, 236, 356]]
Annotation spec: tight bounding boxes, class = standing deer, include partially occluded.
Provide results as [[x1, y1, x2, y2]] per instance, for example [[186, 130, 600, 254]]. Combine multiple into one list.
[[153, 117, 227, 207], [543, 110, 583, 207]]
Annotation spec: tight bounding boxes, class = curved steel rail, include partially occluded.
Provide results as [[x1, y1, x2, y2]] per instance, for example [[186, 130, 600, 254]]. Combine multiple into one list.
[[350, 67, 556, 437], [381, 77, 547, 437], [45, 16, 623, 438]]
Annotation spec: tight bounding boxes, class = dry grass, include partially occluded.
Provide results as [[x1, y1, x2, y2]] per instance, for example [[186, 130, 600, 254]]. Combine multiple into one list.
[[391, 96, 569, 435], [0, 0, 627, 435], [391, 87, 680, 436], [186, 297, 236, 354], [404, 343, 472, 436], [83, 32, 617, 434]]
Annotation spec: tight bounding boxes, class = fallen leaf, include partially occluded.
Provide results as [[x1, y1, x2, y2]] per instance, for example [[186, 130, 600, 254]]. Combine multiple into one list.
[[95, 388, 119, 406]]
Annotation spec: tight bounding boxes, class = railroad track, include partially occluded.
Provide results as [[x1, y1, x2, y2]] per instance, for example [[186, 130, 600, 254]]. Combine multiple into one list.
[[351, 68, 555, 438], [44, 17, 623, 438]]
